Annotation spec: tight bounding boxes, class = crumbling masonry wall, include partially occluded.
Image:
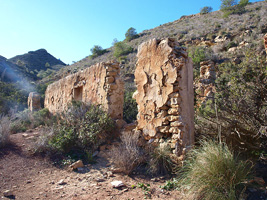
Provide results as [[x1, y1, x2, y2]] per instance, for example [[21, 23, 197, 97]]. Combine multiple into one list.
[[197, 60, 216, 106], [134, 38, 194, 156], [44, 61, 124, 119], [28, 92, 41, 112]]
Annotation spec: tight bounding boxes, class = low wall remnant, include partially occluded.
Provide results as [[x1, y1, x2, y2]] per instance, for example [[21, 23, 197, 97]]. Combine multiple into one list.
[[197, 60, 216, 105], [44, 61, 124, 119], [28, 92, 41, 112]]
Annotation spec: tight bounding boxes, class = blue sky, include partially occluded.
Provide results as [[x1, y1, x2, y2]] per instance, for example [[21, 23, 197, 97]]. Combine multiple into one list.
[[0, 0, 261, 64]]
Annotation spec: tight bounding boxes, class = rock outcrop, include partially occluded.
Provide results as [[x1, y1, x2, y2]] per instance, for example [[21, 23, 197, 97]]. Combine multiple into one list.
[[28, 92, 41, 112], [44, 61, 124, 119], [197, 61, 216, 105], [134, 38, 194, 156]]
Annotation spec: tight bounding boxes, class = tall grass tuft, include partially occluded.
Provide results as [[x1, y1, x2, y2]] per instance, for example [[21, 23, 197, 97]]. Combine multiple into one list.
[[148, 143, 179, 175], [178, 140, 251, 200], [0, 115, 11, 148]]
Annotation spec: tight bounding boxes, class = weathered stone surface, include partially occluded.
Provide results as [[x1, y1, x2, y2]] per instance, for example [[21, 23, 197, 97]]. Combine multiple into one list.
[[134, 38, 194, 156], [45, 61, 124, 119], [28, 92, 41, 112], [197, 60, 216, 106]]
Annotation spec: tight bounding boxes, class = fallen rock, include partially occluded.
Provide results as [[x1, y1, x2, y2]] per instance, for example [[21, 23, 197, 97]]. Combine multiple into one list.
[[26, 136, 35, 140], [57, 179, 67, 185], [69, 160, 84, 170], [93, 151, 99, 157], [22, 133, 29, 137], [111, 180, 125, 188], [3, 190, 13, 197], [115, 119, 127, 129]]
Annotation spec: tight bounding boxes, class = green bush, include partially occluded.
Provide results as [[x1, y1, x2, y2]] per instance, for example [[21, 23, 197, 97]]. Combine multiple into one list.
[[123, 89, 138, 123], [178, 140, 251, 200], [10, 109, 31, 133], [226, 41, 238, 50], [113, 41, 133, 59], [221, 0, 248, 17], [32, 108, 52, 127], [200, 6, 213, 14], [10, 108, 52, 134], [220, 0, 237, 10], [197, 51, 267, 154], [47, 103, 115, 154], [90, 45, 107, 59]]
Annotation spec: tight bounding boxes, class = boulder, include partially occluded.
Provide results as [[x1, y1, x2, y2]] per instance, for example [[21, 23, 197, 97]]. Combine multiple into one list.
[[69, 160, 84, 170]]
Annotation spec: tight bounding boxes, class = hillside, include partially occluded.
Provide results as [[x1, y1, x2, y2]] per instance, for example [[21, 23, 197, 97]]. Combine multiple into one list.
[[48, 1, 266, 87], [0, 49, 66, 113], [8, 49, 65, 73]]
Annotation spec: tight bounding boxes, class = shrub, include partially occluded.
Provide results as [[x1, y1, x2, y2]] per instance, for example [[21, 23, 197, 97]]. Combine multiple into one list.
[[221, 0, 248, 17], [113, 41, 133, 59], [123, 89, 138, 123], [239, 0, 249, 7], [178, 140, 251, 200], [47, 103, 115, 154], [197, 51, 267, 154], [10, 109, 31, 134], [0, 115, 11, 148], [200, 6, 213, 14], [226, 41, 238, 50], [220, 0, 237, 10], [109, 132, 144, 175], [32, 108, 52, 127], [90, 45, 107, 59], [10, 108, 53, 134]]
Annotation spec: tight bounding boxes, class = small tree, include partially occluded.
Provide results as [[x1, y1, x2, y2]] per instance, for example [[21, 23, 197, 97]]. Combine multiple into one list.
[[200, 6, 213, 14], [113, 41, 133, 59], [90, 45, 106, 59], [220, 0, 237, 10], [112, 38, 118, 46], [239, 0, 249, 7], [125, 27, 138, 42]]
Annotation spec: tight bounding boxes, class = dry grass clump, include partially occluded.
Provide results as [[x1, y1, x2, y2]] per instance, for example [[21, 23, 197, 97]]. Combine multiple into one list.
[[0, 115, 11, 148], [178, 140, 251, 200], [148, 143, 179, 175], [109, 132, 145, 175]]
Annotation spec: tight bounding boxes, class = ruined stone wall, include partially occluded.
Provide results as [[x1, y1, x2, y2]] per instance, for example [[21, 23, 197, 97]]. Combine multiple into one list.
[[44, 61, 124, 119], [134, 38, 194, 156], [28, 92, 41, 112], [197, 61, 216, 105]]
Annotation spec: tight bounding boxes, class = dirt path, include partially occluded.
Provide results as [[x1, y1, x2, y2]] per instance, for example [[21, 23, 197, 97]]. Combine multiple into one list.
[[0, 130, 182, 200]]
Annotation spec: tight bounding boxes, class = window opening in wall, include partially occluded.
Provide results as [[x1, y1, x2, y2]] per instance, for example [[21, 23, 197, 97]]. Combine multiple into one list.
[[73, 86, 83, 101]]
